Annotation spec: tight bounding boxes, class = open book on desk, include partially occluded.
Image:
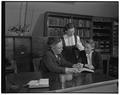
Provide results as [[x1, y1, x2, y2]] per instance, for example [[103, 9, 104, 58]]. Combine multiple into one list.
[[27, 79, 49, 88], [78, 68, 94, 73], [72, 63, 94, 73]]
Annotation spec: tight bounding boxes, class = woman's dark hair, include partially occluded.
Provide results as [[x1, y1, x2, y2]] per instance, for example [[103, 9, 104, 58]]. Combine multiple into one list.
[[47, 37, 61, 46], [64, 23, 74, 31]]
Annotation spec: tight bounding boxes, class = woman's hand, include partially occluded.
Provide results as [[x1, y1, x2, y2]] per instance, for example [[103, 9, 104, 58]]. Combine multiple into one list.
[[72, 63, 83, 68], [65, 68, 78, 73], [85, 64, 94, 70]]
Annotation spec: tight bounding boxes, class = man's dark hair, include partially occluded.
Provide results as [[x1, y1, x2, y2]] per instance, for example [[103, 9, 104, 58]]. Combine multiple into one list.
[[64, 23, 74, 31]]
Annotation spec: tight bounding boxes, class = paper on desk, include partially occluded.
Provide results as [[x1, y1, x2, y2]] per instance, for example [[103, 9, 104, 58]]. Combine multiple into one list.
[[73, 63, 94, 73], [27, 79, 49, 88], [78, 67, 94, 73]]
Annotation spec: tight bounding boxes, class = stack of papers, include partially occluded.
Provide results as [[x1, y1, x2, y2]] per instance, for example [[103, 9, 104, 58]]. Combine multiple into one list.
[[27, 79, 49, 88]]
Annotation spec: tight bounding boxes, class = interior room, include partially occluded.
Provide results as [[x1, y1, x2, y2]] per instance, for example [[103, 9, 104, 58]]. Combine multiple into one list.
[[3, 1, 118, 93]]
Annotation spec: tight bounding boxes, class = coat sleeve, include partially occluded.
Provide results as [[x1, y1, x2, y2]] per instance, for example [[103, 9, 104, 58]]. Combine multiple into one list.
[[76, 36, 85, 51], [44, 52, 66, 74], [60, 56, 73, 67]]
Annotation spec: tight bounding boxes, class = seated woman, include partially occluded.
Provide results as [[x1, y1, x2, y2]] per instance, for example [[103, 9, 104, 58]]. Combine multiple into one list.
[[40, 37, 78, 75], [83, 39, 103, 73]]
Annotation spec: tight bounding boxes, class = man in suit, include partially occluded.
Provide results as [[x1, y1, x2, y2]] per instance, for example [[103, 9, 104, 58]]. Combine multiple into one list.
[[83, 39, 103, 72], [41, 37, 78, 74]]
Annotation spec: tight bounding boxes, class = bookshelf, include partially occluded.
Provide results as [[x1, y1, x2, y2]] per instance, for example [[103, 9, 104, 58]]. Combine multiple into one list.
[[112, 19, 118, 57], [44, 11, 92, 41], [108, 20, 118, 78], [44, 12, 115, 56], [92, 17, 113, 54]]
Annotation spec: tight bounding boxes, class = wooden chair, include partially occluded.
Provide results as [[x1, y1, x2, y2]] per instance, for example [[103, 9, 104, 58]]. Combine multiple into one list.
[[102, 55, 110, 76], [5, 59, 17, 74], [33, 57, 42, 72]]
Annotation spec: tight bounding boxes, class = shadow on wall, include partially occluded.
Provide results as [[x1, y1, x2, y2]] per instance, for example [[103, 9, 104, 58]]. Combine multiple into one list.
[[32, 13, 44, 37], [32, 37, 48, 58], [32, 13, 48, 58]]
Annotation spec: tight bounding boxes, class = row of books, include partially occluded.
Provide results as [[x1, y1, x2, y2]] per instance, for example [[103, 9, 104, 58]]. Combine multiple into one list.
[[92, 18, 112, 54], [93, 26, 111, 30], [112, 46, 118, 57], [47, 27, 91, 37], [47, 17, 91, 27], [93, 17, 112, 22], [47, 17, 70, 27], [93, 29, 110, 33], [113, 26, 118, 46], [77, 29, 91, 38], [72, 19, 91, 27], [47, 28, 64, 36], [93, 33, 110, 37]]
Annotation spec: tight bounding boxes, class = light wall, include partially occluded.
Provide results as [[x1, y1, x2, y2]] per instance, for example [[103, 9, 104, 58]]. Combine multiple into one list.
[[6, 1, 118, 36], [5, 1, 118, 56]]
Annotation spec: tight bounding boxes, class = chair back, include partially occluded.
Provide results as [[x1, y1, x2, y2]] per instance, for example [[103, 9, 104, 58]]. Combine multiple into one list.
[[33, 58, 42, 72]]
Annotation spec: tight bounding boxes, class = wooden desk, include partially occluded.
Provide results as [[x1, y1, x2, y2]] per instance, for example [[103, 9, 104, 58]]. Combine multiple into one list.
[[6, 72, 118, 93], [54, 79, 118, 93]]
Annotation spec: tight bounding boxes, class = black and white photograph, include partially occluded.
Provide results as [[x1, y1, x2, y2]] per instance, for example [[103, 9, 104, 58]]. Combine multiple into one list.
[[2, 1, 118, 93]]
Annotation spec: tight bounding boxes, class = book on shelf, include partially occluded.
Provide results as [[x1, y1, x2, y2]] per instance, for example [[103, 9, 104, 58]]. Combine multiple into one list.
[[86, 20, 91, 27], [84, 29, 90, 37], [64, 18, 70, 26], [72, 19, 91, 28], [72, 19, 79, 27], [48, 17, 57, 26], [48, 28, 64, 36], [48, 17, 70, 27], [78, 29, 84, 37], [77, 29, 91, 38], [78, 19, 84, 27]]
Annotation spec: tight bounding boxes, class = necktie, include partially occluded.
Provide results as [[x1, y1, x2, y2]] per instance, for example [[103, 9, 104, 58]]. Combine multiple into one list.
[[87, 54, 92, 65], [57, 54, 61, 61]]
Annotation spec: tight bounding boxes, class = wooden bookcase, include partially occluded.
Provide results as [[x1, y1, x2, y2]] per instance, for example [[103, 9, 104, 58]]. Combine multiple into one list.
[[92, 16, 113, 54], [44, 11, 116, 56], [5, 36, 33, 73], [112, 19, 118, 57], [44, 11, 92, 44], [108, 19, 118, 78]]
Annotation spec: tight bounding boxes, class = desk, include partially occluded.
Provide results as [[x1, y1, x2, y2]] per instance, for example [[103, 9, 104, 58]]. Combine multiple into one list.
[[6, 72, 118, 93]]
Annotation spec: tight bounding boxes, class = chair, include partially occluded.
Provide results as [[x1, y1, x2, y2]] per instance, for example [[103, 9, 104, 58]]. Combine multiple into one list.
[[109, 57, 118, 78], [102, 55, 110, 76], [5, 59, 17, 74], [33, 57, 42, 72]]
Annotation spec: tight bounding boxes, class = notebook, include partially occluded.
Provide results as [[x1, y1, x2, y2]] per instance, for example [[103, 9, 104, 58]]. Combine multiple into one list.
[[27, 79, 49, 88]]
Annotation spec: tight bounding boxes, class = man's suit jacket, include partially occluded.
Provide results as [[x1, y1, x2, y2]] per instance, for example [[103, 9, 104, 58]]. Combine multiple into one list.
[[40, 49, 73, 74], [92, 51, 103, 70], [78, 51, 103, 71]]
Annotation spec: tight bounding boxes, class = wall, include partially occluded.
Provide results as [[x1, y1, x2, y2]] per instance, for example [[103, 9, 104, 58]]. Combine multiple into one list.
[[5, 1, 118, 57]]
